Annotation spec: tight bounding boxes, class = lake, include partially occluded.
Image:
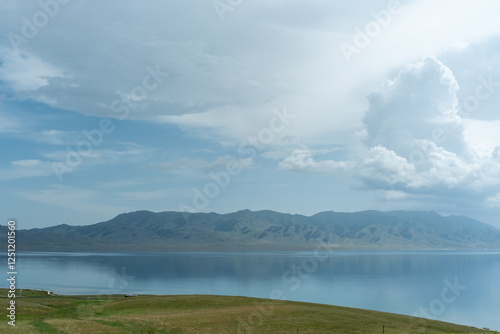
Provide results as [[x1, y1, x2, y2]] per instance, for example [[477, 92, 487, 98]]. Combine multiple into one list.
[[7, 250, 500, 330]]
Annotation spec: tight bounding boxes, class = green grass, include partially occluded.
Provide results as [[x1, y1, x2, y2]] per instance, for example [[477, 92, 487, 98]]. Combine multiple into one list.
[[0, 289, 497, 333]]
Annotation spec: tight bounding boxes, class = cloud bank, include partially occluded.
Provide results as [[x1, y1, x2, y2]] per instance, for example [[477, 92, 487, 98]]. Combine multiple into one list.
[[280, 58, 500, 207]]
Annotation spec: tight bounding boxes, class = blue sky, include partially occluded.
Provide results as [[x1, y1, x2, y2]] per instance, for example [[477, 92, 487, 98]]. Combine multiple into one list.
[[1, 0, 500, 229]]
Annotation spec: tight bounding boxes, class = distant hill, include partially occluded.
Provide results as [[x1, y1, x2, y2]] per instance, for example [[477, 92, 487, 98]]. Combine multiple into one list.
[[3, 210, 500, 251]]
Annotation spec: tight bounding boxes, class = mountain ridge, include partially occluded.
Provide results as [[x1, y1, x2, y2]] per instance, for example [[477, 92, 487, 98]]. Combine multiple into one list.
[[3, 209, 500, 251]]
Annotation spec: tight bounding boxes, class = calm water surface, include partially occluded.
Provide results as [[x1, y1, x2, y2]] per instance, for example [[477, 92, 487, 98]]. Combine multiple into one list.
[[8, 250, 500, 330]]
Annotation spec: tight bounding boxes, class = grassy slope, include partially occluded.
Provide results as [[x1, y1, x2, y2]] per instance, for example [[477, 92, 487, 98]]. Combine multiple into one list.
[[0, 289, 496, 334]]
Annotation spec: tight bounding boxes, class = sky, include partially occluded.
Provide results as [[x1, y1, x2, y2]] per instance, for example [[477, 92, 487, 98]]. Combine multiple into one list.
[[1, 0, 500, 229]]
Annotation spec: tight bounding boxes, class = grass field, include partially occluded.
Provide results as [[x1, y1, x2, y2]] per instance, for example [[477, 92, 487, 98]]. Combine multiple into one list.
[[0, 289, 496, 333]]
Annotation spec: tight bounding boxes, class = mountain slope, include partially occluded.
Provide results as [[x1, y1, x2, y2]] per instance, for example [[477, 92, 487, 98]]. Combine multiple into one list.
[[5, 210, 500, 251]]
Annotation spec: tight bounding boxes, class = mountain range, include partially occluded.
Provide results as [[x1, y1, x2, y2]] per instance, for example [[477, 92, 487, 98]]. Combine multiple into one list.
[[3, 210, 500, 251]]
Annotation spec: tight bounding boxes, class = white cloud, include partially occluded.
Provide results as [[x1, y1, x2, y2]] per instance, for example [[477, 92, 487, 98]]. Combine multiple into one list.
[[1, 1, 500, 147], [362, 57, 466, 158], [279, 146, 350, 174], [355, 58, 500, 196], [279, 57, 500, 209], [3, 1, 500, 226], [357, 145, 420, 188], [382, 190, 407, 200], [356, 142, 494, 192]]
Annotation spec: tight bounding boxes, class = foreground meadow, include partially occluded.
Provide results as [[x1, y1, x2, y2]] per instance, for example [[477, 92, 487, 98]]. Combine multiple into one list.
[[0, 289, 496, 333]]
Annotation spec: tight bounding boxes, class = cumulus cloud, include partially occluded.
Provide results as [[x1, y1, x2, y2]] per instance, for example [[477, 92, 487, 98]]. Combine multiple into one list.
[[278, 146, 350, 174], [362, 57, 466, 158], [279, 57, 500, 208], [356, 58, 500, 196], [357, 145, 420, 189], [357, 142, 491, 192], [2, 0, 500, 148]]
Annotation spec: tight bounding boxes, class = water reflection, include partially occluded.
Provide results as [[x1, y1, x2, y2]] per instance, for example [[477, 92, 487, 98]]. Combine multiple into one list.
[[7, 250, 500, 330]]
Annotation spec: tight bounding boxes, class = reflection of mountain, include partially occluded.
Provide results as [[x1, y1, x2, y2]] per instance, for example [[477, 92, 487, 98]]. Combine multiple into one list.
[[16, 251, 492, 283], [5, 210, 500, 251]]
